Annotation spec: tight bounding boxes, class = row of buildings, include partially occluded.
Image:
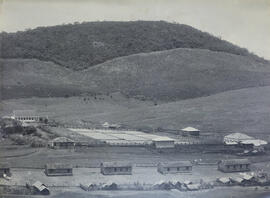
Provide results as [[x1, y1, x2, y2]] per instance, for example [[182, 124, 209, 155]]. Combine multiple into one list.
[[1, 159, 251, 178]]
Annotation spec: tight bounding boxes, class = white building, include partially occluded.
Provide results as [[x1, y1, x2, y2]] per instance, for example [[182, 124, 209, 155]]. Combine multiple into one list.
[[224, 133, 267, 147], [12, 110, 40, 123], [181, 127, 200, 136]]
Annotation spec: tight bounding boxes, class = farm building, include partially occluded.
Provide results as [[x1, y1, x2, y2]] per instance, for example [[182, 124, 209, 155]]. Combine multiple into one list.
[[45, 163, 73, 176], [224, 133, 267, 147], [218, 159, 251, 173], [157, 161, 192, 174], [153, 137, 175, 149], [181, 127, 200, 136], [12, 110, 40, 122], [101, 162, 132, 175], [48, 137, 75, 149], [32, 181, 50, 195], [0, 163, 11, 177]]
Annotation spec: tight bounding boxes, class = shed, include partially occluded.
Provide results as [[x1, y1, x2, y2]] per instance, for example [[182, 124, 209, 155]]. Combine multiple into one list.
[[153, 137, 175, 149], [32, 181, 50, 195], [0, 163, 11, 177], [45, 163, 73, 176], [157, 161, 192, 174], [101, 162, 132, 175], [49, 137, 75, 149], [181, 127, 200, 136], [218, 159, 251, 173]]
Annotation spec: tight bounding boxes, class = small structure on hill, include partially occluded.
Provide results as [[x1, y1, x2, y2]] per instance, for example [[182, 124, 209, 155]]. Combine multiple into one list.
[[45, 163, 73, 176], [102, 122, 121, 129], [157, 161, 192, 174], [0, 163, 11, 177], [181, 127, 200, 136], [31, 181, 50, 195], [218, 159, 251, 173], [12, 110, 48, 123], [48, 137, 75, 149], [153, 137, 175, 149], [100, 162, 132, 175]]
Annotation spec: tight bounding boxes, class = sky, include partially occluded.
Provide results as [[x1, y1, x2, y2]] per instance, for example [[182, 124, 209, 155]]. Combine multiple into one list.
[[0, 0, 270, 60]]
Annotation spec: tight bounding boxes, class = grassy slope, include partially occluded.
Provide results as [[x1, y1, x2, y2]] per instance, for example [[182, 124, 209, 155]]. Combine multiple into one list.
[[74, 48, 270, 101], [0, 59, 88, 99], [1, 21, 262, 70], [2, 86, 270, 139], [1, 48, 270, 100]]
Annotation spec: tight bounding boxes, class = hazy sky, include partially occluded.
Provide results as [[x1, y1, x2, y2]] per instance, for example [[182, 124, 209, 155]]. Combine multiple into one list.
[[0, 0, 270, 59]]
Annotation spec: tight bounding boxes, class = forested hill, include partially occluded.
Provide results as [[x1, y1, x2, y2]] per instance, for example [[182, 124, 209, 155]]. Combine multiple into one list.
[[0, 21, 264, 70]]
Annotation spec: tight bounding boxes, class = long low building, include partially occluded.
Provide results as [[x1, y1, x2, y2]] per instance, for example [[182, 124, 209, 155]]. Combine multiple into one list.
[[218, 159, 251, 173], [224, 133, 267, 147], [101, 162, 132, 175], [157, 161, 192, 174], [45, 163, 73, 176]]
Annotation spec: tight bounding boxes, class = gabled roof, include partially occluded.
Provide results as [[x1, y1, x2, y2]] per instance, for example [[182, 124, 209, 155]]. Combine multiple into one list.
[[45, 163, 73, 169], [219, 159, 250, 165], [32, 181, 48, 192], [101, 161, 132, 167], [13, 110, 37, 117], [159, 161, 192, 167], [241, 139, 268, 146], [181, 127, 200, 132]]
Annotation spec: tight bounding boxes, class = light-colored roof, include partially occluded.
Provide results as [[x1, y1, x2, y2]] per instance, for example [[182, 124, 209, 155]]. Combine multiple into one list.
[[224, 133, 253, 140], [181, 127, 200, 132], [32, 181, 48, 192], [51, 137, 75, 143], [230, 177, 244, 183], [152, 137, 175, 142], [217, 177, 230, 183], [241, 139, 268, 146], [45, 163, 73, 169], [219, 159, 250, 165], [159, 161, 192, 167], [101, 161, 132, 168], [13, 110, 37, 117]]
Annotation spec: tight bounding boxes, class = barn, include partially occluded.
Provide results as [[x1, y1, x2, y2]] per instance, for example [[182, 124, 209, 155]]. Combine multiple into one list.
[[0, 163, 11, 177], [49, 137, 75, 149], [157, 161, 192, 174], [152, 137, 175, 149], [12, 110, 40, 122], [100, 162, 132, 175], [45, 163, 73, 176], [218, 159, 251, 173]]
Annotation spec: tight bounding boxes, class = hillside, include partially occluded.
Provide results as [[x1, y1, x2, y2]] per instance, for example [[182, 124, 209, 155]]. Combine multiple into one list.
[[1, 48, 270, 100], [74, 48, 270, 101], [2, 86, 270, 139], [0, 59, 88, 99], [0, 21, 263, 70]]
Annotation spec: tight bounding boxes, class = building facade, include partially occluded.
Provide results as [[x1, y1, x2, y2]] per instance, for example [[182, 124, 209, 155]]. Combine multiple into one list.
[[49, 137, 75, 149], [100, 162, 132, 175], [157, 161, 192, 174], [45, 163, 73, 176], [153, 137, 175, 149], [218, 159, 251, 173]]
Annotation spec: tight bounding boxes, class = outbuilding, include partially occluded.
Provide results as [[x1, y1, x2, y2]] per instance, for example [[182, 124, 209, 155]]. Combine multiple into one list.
[[100, 162, 132, 175], [157, 161, 192, 174], [49, 137, 75, 149], [12, 110, 40, 123], [218, 159, 251, 173], [153, 137, 175, 149], [181, 127, 200, 136], [32, 181, 50, 195], [0, 163, 11, 177], [45, 163, 73, 176]]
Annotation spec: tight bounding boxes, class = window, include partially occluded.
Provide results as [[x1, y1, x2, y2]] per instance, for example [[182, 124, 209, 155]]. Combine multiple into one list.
[[240, 164, 243, 169], [114, 168, 117, 172], [226, 165, 230, 169], [186, 166, 189, 170], [233, 165, 236, 169], [167, 168, 170, 172], [177, 167, 180, 171]]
